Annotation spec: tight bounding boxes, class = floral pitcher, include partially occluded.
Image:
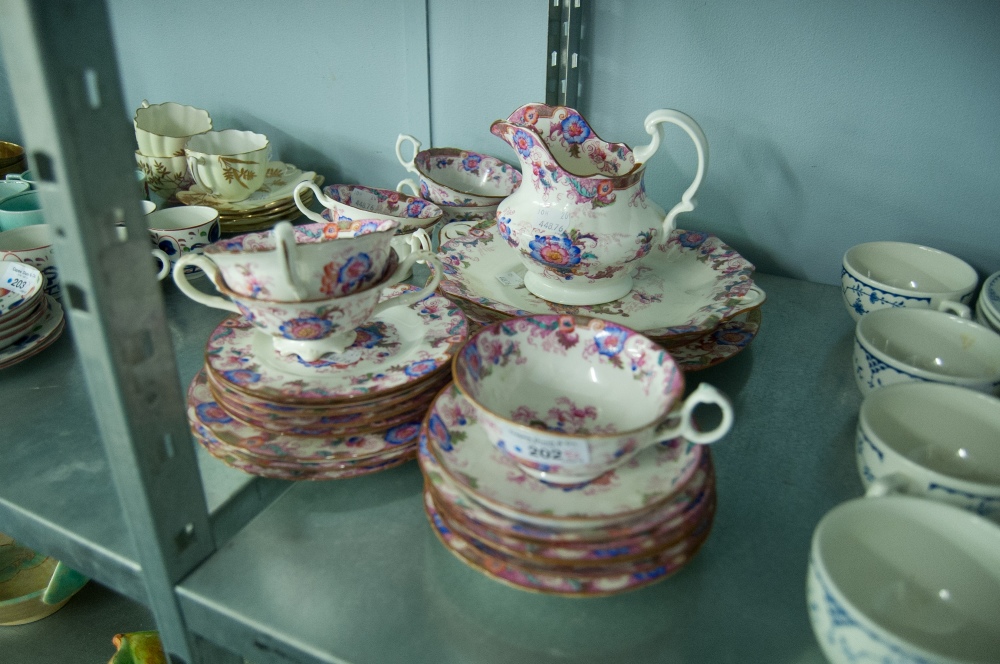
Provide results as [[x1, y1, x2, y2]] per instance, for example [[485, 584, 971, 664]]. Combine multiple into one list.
[[490, 103, 708, 305]]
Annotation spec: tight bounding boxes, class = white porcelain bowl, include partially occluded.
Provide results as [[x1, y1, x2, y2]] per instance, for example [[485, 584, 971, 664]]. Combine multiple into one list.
[[853, 307, 1000, 396], [856, 382, 1000, 520], [133, 101, 212, 157], [841, 242, 978, 321], [807, 495, 1000, 664]]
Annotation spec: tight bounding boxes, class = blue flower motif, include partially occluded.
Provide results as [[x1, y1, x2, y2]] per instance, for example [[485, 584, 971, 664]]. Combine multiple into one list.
[[560, 113, 592, 144], [677, 231, 708, 249], [158, 238, 179, 256], [278, 314, 334, 340], [196, 402, 232, 424], [385, 422, 421, 446], [512, 129, 535, 158], [528, 234, 582, 269], [354, 220, 382, 234], [405, 358, 439, 377], [337, 253, 374, 292], [221, 369, 261, 385], [594, 325, 630, 357], [208, 222, 221, 243], [427, 413, 452, 451], [462, 154, 482, 171]]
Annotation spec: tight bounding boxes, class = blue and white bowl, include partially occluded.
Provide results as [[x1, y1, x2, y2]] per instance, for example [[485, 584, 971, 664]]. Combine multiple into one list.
[[841, 242, 978, 321]]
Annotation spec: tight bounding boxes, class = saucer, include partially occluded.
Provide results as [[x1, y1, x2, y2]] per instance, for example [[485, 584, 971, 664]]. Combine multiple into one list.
[[423, 383, 703, 529], [188, 369, 423, 463], [668, 308, 762, 371], [177, 162, 318, 214], [0, 262, 44, 319], [437, 222, 764, 343], [0, 297, 65, 370], [206, 287, 468, 403]]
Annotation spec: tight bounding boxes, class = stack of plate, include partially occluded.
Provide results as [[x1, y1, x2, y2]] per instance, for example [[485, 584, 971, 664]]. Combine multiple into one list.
[[437, 222, 766, 372], [419, 383, 717, 596], [0, 263, 65, 370], [175, 161, 322, 234], [186, 286, 469, 480], [975, 270, 1000, 333]]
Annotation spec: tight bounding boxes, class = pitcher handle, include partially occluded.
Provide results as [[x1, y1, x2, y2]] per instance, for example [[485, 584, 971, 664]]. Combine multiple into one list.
[[172, 253, 240, 314], [372, 251, 443, 315], [396, 179, 420, 197], [271, 220, 309, 300], [654, 383, 733, 445], [395, 134, 422, 176], [633, 109, 709, 236], [293, 180, 330, 224]]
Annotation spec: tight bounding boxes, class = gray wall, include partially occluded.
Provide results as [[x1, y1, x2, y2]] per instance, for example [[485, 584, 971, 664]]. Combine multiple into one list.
[[579, 0, 1000, 283], [2, 1, 997, 285]]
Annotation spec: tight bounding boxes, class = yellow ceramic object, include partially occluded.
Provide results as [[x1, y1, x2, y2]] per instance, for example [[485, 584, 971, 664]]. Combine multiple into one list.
[[108, 631, 168, 664]]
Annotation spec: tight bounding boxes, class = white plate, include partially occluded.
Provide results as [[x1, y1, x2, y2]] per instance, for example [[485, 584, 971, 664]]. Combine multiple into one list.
[[176, 162, 318, 214], [0, 262, 44, 320], [0, 296, 64, 370], [437, 222, 765, 341]]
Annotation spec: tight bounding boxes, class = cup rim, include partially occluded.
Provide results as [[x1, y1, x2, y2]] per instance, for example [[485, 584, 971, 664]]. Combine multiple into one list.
[[859, 382, 1000, 490], [321, 183, 444, 222], [133, 101, 213, 138], [842, 241, 978, 298], [203, 219, 399, 257], [0, 190, 41, 212], [413, 147, 520, 201], [452, 314, 684, 441], [146, 205, 220, 232], [185, 129, 269, 156], [0, 223, 52, 252]]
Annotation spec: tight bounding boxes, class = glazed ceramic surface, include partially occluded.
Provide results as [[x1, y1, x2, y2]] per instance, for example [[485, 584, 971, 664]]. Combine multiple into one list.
[[665, 308, 761, 371], [297, 181, 443, 232], [185, 130, 270, 202], [145, 205, 220, 276], [133, 100, 212, 157], [976, 271, 1000, 330], [0, 224, 59, 299], [807, 496, 1000, 664], [0, 534, 85, 625], [0, 190, 44, 231], [0, 297, 65, 370], [396, 179, 500, 226], [452, 315, 732, 483], [490, 103, 707, 305], [0, 261, 43, 317], [841, 241, 978, 321], [854, 307, 1000, 395], [206, 287, 467, 402], [395, 134, 521, 206], [134, 151, 194, 199], [856, 383, 1000, 519], [438, 222, 762, 344], [177, 161, 318, 213], [0, 180, 30, 204], [424, 382, 705, 528]]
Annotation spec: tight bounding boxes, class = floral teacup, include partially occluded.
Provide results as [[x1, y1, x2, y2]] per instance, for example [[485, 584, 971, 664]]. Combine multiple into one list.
[[294, 182, 442, 232], [395, 134, 520, 207], [452, 314, 734, 485], [173, 248, 444, 361]]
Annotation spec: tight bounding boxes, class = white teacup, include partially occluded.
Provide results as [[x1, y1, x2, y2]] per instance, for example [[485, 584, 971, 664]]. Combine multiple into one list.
[[841, 242, 978, 321], [807, 495, 1000, 664], [134, 100, 212, 157], [857, 382, 1000, 520], [114, 226, 171, 281], [173, 249, 444, 361], [0, 224, 58, 298], [145, 206, 220, 275], [184, 130, 269, 202], [853, 307, 1000, 396]]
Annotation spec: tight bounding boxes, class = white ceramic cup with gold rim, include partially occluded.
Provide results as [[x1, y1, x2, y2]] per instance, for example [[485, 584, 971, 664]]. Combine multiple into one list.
[[184, 129, 269, 202]]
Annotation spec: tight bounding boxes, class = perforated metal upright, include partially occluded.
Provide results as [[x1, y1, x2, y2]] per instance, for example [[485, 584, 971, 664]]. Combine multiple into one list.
[[0, 1, 239, 661]]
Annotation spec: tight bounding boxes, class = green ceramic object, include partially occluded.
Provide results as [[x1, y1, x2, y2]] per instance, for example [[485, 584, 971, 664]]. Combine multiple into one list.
[[108, 631, 167, 664]]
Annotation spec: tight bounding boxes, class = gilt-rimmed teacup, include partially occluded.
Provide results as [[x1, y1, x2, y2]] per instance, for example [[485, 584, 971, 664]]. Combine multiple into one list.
[[145, 205, 220, 274], [857, 382, 1000, 520], [185, 129, 269, 202], [133, 100, 212, 157], [295, 182, 442, 232], [134, 151, 194, 200], [395, 134, 520, 207], [0, 224, 58, 298], [173, 248, 444, 361], [178, 219, 399, 301], [853, 307, 1000, 396], [841, 241, 978, 321], [807, 495, 1000, 664], [452, 314, 734, 485]]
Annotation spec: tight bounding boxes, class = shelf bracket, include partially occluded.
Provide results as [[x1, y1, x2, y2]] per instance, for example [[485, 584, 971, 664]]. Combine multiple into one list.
[[545, 0, 585, 108]]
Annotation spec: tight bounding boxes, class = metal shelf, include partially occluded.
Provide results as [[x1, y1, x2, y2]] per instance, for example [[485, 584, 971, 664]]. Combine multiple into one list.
[[175, 273, 857, 664], [0, 281, 290, 604]]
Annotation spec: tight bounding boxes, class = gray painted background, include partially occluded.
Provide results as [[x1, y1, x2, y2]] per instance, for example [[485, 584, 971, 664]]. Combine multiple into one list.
[[1, 0, 997, 285]]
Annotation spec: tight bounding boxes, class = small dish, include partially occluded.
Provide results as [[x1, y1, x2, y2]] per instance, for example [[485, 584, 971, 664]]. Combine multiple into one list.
[[0, 296, 65, 370], [176, 162, 317, 214]]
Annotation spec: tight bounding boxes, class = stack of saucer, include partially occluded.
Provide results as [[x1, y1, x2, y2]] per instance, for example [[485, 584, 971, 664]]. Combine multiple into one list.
[[0, 262, 65, 370], [187, 286, 469, 480], [975, 270, 1000, 333], [419, 383, 717, 596], [176, 162, 321, 234]]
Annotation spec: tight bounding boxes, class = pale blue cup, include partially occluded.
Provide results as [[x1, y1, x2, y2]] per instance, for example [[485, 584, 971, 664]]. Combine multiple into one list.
[[5, 170, 34, 186], [0, 190, 44, 231], [0, 181, 30, 205]]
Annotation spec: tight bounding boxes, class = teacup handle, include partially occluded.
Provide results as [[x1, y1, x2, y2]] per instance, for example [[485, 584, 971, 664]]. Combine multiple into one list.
[[172, 253, 240, 314], [408, 227, 433, 254], [292, 180, 331, 225], [865, 472, 910, 498], [633, 109, 709, 237], [151, 248, 171, 281], [937, 299, 971, 319], [41, 561, 88, 605], [729, 284, 767, 317], [371, 251, 443, 316], [655, 383, 734, 445], [396, 179, 420, 197], [395, 134, 422, 176], [271, 220, 309, 300]]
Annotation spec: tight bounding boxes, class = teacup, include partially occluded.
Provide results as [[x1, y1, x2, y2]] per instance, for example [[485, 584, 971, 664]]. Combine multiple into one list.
[[176, 219, 399, 301], [0, 532, 88, 625], [0, 180, 30, 205], [173, 248, 444, 361], [316, 204, 433, 280], [295, 182, 443, 232], [114, 226, 171, 281], [5, 170, 34, 186], [842, 242, 978, 321], [975, 270, 1000, 333], [856, 382, 1000, 520], [145, 206, 220, 275], [0, 224, 58, 298], [185, 129, 269, 202], [853, 307, 1000, 396], [0, 142, 26, 179], [134, 151, 194, 199], [451, 314, 734, 485], [807, 495, 1000, 664], [133, 100, 212, 157], [0, 191, 44, 231], [395, 134, 520, 207]]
